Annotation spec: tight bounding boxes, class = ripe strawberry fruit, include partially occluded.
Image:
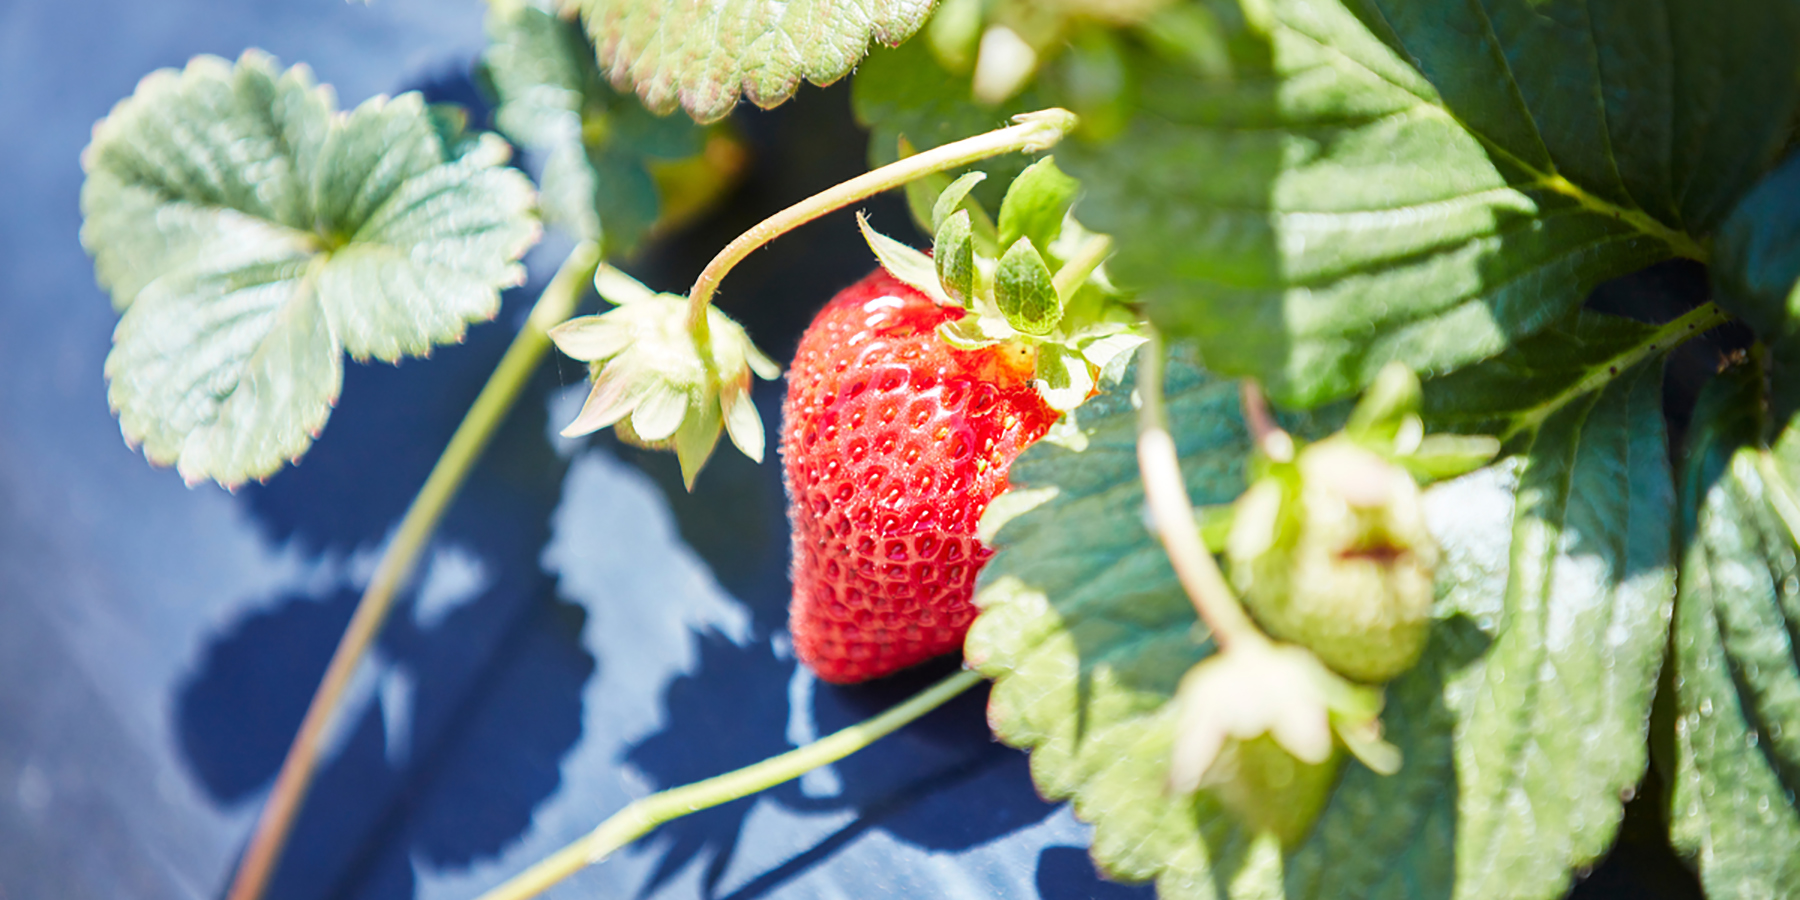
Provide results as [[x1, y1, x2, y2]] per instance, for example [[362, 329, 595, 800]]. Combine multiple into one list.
[[782, 266, 1058, 683]]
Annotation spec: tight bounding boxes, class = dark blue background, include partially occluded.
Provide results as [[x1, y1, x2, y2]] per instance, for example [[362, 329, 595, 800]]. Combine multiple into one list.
[[0, 1, 1708, 898]]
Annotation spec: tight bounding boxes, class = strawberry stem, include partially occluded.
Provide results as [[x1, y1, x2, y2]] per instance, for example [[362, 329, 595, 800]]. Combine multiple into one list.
[[684, 108, 1079, 330], [1050, 233, 1111, 302], [1135, 330, 1271, 653], [222, 239, 604, 900], [472, 668, 986, 900]]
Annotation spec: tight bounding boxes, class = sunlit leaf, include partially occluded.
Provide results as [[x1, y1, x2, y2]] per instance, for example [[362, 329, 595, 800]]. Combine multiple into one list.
[[81, 51, 537, 486]]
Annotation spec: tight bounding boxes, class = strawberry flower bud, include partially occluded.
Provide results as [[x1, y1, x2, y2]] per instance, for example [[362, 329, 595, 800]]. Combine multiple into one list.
[[1227, 436, 1438, 684], [549, 266, 779, 488], [1169, 642, 1398, 843]]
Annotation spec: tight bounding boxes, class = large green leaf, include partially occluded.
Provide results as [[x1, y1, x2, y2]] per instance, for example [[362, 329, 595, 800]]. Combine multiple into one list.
[[1419, 308, 1658, 437], [81, 51, 538, 486], [968, 348, 1674, 898], [482, 3, 701, 252], [572, 0, 932, 123], [1669, 362, 1800, 899], [1052, 0, 1798, 408]]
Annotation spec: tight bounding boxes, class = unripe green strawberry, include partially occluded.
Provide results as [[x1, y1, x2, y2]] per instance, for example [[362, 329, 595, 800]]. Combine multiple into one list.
[[1226, 437, 1436, 684], [781, 267, 1058, 683]]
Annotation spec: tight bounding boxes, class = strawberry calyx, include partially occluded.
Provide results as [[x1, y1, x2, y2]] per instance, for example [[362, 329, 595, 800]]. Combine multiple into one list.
[[855, 157, 1144, 414], [549, 265, 780, 488]]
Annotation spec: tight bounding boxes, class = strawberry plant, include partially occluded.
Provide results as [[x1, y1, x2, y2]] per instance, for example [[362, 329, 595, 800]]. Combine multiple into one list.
[[71, 0, 1800, 899]]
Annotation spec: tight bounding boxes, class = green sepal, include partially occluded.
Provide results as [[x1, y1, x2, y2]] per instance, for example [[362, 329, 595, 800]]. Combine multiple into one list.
[[997, 155, 1079, 258], [1033, 342, 1093, 412], [995, 238, 1061, 336], [856, 212, 952, 307], [549, 266, 778, 486], [934, 210, 976, 307], [932, 171, 988, 232]]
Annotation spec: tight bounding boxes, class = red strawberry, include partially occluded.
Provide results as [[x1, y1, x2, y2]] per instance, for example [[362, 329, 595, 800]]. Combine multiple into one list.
[[781, 266, 1058, 683]]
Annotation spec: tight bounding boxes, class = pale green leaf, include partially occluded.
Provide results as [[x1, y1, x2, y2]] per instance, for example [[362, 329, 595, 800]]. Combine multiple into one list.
[[81, 51, 538, 486], [573, 0, 934, 123], [969, 347, 1674, 898], [1669, 362, 1800, 899]]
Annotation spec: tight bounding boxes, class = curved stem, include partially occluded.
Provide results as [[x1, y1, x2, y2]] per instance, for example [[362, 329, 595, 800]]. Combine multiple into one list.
[[1237, 380, 1294, 463], [475, 669, 985, 900], [1135, 330, 1269, 653], [224, 240, 603, 900], [685, 108, 1078, 329]]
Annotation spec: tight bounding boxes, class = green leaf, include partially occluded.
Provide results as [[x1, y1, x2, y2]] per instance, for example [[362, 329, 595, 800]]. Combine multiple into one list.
[[1054, 0, 1796, 408], [997, 156, 1080, 259], [483, 4, 702, 253], [1713, 153, 1800, 418], [934, 210, 976, 307], [1450, 353, 1674, 900], [572, 0, 932, 123], [932, 171, 988, 232], [857, 213, 952, 307], [1669, 362, 1800, 897], [969, 347, 1675, 898], [1421, 309, 1658, 437], [81, 51, 537, 486], [995, 238, 1061, 336]]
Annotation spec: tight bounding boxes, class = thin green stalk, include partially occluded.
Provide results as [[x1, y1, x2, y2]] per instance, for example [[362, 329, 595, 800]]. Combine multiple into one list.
[[1050, 233, 1111, 302], [475, 669, 985, 900], [1136, 330, 1269, 653], [685, 108, 1078, 329], [1502, 301, 1731, 441], [225, 239, 603, 900]]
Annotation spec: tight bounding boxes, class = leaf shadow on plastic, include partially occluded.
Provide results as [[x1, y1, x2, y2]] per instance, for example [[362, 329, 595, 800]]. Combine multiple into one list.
[[175, 240, 590, 900]]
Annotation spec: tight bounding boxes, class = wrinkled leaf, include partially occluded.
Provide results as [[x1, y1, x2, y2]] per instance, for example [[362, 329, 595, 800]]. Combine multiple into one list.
[[483, 4, 702, 252], [81, 51, 537, 486], [1669, 362, 1800, 898], [969, 346, 1674, 898], [574, 0, 933, 122], [1054, 0, 1798, 407]]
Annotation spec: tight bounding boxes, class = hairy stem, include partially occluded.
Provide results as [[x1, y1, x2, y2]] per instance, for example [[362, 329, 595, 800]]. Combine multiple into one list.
[[224, 240, 603, 900], [1503, 301, 1731, 441], [1136, 331, 1269, 652], [474, 669, 985, 900], [685, 108, 1078, 329]]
